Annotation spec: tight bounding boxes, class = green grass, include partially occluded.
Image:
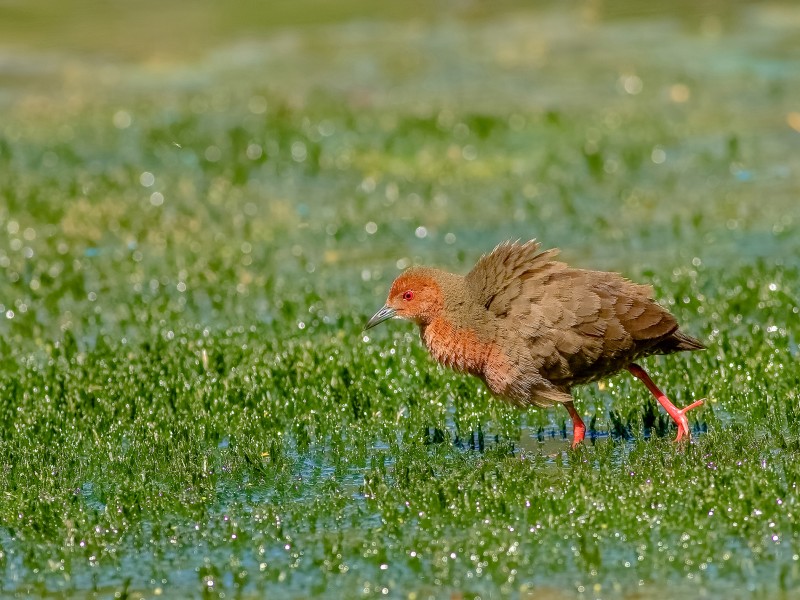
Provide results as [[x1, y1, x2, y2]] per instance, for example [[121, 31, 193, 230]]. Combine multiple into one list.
[[1, 2, 799, 598]]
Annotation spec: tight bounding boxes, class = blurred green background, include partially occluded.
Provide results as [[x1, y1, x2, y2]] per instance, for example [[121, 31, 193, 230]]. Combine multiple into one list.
[[0, 1, 799, 598]]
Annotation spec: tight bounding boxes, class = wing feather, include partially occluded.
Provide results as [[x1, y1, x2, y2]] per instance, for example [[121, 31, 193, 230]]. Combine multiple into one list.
[[466, 240, 698, 393], [465, 240, 563, 316]]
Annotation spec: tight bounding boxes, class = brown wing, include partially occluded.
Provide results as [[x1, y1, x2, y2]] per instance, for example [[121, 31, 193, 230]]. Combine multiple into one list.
[[467, 241, 685, 389], [517, 269, 683, 386], [465, 240, 565, 314]]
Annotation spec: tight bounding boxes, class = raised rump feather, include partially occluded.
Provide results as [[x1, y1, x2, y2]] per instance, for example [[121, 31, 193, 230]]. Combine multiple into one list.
[[465, 239, 561, 312]]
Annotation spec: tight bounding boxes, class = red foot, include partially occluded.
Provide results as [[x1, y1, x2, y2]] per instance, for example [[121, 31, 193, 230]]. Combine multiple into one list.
[[565, 401, 586, 448], [627, 363, 703, 442]]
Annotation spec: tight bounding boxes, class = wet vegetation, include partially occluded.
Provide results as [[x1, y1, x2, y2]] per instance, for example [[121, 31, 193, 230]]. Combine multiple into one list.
[[0, 1, 799, 598]]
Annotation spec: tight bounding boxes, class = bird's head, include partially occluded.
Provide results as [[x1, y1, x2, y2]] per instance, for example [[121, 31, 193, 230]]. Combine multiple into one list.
[[364, 267, 447, 330]]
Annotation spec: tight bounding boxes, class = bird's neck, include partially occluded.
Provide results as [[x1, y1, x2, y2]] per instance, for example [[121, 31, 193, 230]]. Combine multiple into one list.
[[419, 315, 492, 376]]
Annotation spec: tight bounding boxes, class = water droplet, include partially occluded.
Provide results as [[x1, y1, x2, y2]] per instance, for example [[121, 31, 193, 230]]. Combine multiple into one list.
[[669, 84, 690, 103], [620, 74, 643, 95], [291, 141, 307, 162], [113, 110, 132, 129], [139, 171, 155, 187], [246, 143, 263, 160], [248, 96, 267, 114], [205, 146, 222, 162], [651, 147, 666, 164]]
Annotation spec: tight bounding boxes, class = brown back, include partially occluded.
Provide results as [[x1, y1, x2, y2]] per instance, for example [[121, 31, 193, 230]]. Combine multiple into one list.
[[466, 240, 703, 389]]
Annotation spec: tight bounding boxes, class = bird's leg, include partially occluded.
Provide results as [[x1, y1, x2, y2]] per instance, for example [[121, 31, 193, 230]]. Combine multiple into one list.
[[565, 401, 586, 448], [627, 363, 704, 442]]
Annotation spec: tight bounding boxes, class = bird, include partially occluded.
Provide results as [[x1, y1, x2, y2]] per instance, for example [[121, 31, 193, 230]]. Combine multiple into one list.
[[364, 239, 705, 447]]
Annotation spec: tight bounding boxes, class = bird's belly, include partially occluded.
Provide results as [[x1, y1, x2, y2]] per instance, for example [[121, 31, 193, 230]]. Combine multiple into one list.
[[543, 345, 654, 388]]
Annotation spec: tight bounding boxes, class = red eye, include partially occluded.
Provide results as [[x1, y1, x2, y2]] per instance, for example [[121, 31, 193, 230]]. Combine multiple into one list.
[[402, 290, 414, 301]]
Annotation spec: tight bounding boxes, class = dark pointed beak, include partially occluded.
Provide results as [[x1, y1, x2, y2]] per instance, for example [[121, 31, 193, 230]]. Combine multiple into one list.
[[364, 305, 396, 331]]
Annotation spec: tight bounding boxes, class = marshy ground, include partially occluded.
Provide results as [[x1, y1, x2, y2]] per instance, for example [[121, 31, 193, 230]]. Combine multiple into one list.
[[0, 1, 799, 598]]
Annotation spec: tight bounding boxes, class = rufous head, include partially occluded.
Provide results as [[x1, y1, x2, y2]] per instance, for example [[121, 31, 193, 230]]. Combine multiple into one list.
[[364, 267, 445, 330]]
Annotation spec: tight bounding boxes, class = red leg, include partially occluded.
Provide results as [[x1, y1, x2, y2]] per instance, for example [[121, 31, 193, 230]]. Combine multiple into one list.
[[565, 401, 586, 448], [627, 363, 703, 442]]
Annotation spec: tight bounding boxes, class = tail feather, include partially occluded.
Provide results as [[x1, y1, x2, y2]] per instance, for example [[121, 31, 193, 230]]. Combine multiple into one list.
[[663, 330, 706, 353]]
